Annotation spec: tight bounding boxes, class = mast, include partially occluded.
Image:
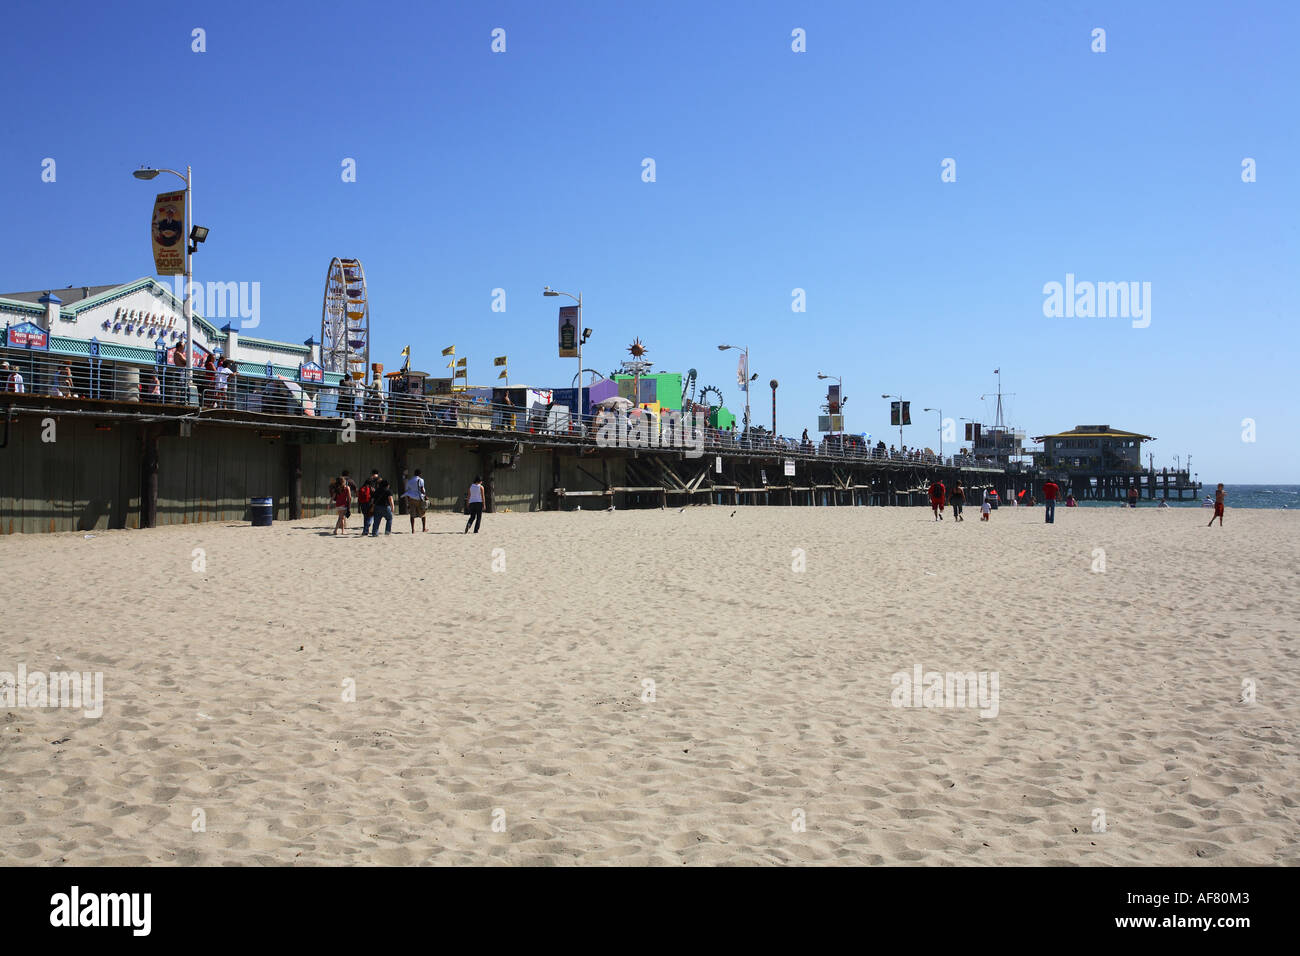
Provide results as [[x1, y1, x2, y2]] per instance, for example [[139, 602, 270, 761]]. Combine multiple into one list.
[[994, 367, 1004, 430]]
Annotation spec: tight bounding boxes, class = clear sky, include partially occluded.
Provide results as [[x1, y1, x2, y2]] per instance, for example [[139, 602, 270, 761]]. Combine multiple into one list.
[[3, 0, 1296, 482]]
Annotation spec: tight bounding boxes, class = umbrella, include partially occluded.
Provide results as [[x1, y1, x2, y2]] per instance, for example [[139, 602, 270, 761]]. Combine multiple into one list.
[[594, 396, 634, 409]]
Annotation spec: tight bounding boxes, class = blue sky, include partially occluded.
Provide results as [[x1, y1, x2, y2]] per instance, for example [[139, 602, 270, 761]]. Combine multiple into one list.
[[3, 0, 1296, 481]]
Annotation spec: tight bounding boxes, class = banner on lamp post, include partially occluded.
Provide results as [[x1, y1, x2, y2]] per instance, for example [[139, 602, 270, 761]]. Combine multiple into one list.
[[151, 190, 186, 275], [558, 306, 579, 358]]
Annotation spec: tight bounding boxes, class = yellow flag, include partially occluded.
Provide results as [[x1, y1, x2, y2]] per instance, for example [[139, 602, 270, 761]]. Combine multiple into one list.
[[441, 345, 455, 356], [454, 369, 467, 379], [497, 369, 508, 379], [400, 346, 410, 356], [456, 357, 467, 367], [493, 355, 507, 367]]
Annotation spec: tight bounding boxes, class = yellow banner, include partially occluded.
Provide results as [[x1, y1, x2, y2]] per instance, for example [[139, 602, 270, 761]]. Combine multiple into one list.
[[493, 355, 507, 366], [441, 345, 455, 356], [151, 190, 186, 275], [456, 357, 467, 367]]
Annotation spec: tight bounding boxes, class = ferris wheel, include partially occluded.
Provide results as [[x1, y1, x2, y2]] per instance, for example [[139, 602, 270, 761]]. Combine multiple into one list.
[[321, 257, 370, 384]]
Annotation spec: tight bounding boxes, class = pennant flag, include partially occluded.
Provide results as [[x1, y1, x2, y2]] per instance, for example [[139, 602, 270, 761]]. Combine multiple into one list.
[[454, 369, 467, 379], [442, 345, 455, 356], [456, 357, 467, 367], [497, 369, 508, 379], [401, 346, 410, 357], [493, 355, 507, 367]]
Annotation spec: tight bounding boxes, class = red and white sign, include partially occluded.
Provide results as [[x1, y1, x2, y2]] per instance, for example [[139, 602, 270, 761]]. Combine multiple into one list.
[[5, 322, 49, 350]]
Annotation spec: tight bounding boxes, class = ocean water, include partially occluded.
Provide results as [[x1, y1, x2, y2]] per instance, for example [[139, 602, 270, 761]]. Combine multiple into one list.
[[1070, 484, 1299, 509]]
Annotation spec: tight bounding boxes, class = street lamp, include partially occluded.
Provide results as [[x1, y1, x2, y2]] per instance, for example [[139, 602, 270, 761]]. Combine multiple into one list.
[[133, 165, 206, 401], [543, 287, 592, 421], [817, 373, 845, 439], [923, 407, 943, 458], [718, 344, 756, 437], [769, 379, 779, 436], [882, 393, 906, 451]]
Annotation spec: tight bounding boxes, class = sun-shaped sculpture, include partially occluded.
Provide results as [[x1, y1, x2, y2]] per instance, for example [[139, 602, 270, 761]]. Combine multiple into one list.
[[627, 337, 648, 358]]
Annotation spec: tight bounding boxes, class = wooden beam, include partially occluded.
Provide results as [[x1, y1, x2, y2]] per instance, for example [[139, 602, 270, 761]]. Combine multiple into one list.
[[289, 441, 302, 519]]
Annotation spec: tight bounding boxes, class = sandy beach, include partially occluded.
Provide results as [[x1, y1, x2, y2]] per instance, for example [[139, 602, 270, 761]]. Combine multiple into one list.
[[1, 504, 1296, 866]]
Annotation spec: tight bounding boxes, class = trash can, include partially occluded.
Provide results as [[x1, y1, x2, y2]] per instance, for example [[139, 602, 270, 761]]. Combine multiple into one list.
[[250, 496, 274, 526]]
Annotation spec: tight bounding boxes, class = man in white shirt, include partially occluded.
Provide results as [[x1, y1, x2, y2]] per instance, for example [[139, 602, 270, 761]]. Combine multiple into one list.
[[3, 362, 25, 394], [214, 361, 232, 407], [403, 468, 428, 533], [464, 475, 485, 534]]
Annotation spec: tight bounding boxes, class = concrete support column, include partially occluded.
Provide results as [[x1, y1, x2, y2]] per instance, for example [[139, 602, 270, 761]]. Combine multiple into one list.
[[289, 442, 302, 520], [480, 451, 495, 513], [141, 426, 158, 528], [390, 441, 406, 515]]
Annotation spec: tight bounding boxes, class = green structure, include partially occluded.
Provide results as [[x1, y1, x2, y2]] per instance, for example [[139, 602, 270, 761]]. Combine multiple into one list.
[[613, 372, 682, 411], [709, 407, 736, 431]]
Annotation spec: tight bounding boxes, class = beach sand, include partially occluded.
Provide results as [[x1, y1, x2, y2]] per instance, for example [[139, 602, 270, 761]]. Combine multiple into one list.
[[1, 504, 1296, 866]]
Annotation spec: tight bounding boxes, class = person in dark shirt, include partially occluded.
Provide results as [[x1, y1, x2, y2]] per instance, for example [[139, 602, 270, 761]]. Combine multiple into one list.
[[371, 479, 394, 536], [950, 484, 965, 521]]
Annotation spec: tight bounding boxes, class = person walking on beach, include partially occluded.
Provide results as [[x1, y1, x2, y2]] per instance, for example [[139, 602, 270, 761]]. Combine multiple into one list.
[[464, 475, 485, 533], [981, 489, 992, 521], [1043, 479, 1059, 524], [330, 475, 351, 535], [357, 471, 376, 536], [950, 484, 965, 521], [1207, 483, 1225, 527], [358, 468, 380, 535], [404, 468, 428, 533], [371, 479, 394, 536], [928, 480, 946, 520], [1128, 485, 1139, 508], [340, 470, 358, 521]]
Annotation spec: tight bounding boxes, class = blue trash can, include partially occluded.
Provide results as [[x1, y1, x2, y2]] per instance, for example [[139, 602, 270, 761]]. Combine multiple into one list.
[[250, 496, 274, 526]]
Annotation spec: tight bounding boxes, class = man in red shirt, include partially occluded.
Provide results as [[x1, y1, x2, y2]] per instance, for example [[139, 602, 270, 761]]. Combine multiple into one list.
[[929, 480, 946, 521], [1043, 480, 1059, 524]]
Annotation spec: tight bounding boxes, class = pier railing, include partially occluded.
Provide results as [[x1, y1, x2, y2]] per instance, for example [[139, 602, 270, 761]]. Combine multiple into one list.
[[0, 348, 1000, 471]]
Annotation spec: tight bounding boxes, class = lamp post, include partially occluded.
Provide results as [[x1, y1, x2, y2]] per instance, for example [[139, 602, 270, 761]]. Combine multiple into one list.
[[923, 406, 943, 458], [133, 165, 206, 400], [817, 373, 844, 439], [882, 393, 905, 451], [718, 344, 755, 439], [769, 379, 778, 436], [543, 287, 591, 426]]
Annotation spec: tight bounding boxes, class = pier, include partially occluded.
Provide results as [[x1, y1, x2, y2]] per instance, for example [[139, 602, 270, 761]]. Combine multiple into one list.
[[0, 364, 1006, 533]]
